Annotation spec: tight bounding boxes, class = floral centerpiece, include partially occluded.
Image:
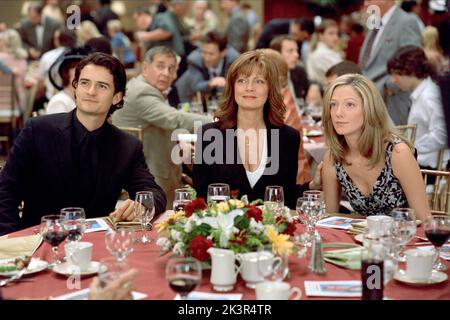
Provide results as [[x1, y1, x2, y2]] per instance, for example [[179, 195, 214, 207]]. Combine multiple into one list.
[[156, 197, 296, 262]]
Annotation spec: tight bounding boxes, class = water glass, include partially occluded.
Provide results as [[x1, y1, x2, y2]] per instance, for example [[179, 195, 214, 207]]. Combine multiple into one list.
[[207, 183, 230, 204], [134, 191, 155, 244], [61, 207, 86, 243], [391, 208, 416, 262], [264, 186, 284, 213], [98, 257, 130, 289]]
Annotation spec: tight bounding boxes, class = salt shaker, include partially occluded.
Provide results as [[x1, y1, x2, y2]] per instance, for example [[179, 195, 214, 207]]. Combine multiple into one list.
[[309, 230, 326, 274]]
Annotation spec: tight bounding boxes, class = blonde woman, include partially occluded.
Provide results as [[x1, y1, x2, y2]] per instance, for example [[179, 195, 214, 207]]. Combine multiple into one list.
[[322, 74, 431, 221], [0, 29, 28, 113], [422, 26, 448, 74], [76, 20, 101, 45], [306, 19, 343, 87]]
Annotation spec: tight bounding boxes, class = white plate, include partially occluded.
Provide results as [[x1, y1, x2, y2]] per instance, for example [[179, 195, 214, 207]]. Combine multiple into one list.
[[0, 258, 48, 277], [53, 261, 100, 277], [394, 269, 448, 286]]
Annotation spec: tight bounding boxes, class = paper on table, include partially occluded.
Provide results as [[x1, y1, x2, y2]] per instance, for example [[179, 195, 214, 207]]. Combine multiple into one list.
[[304, 281, 362, 297], [85, 218, 111, 233], [317, 217, 364, 230], [0, 234, 42, 259], [174, 291, 243, 300], [52, 288, 147, 300]]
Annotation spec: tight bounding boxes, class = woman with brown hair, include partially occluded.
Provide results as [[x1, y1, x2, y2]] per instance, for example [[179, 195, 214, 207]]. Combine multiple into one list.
[[193, 50, 312, 208], [321, 73, 431, 220]]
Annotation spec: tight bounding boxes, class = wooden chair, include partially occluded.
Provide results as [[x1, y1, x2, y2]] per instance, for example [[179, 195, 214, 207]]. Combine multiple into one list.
[[118, 126, 144, 142], [0, 73, 18, 155], [395, 124, 417, 145], [421, 169, 450, 215]]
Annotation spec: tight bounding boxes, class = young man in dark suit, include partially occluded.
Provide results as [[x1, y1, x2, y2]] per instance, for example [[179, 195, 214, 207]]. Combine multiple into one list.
[[0, 53, 167, 236]]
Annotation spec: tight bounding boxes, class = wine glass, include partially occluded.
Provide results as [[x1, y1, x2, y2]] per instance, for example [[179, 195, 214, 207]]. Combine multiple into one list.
[[391, 208, 417, 262], [207, 183, 230, 204], [134, 191, 155, 244], [61, 207, 86, 243], [40, 214, 68, 267], [173, 188, 194, 211], [424, 215, 450, 271], [166, 256, 202, 300], [105, 228, 135, 262], [264, 186, 284, 213]]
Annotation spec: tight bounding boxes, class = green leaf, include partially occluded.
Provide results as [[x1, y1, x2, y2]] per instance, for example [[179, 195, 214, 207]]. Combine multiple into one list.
[[234, 215, 249, 230]]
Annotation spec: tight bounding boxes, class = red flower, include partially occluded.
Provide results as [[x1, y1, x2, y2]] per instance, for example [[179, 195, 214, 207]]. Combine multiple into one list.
[[189, 235, 213, 261], [184, 198, 207, 217], [230, 189, 240, 199], [229, 230, 248, 246], [245, 205, 263, 222], [276, 216, 297, 236]]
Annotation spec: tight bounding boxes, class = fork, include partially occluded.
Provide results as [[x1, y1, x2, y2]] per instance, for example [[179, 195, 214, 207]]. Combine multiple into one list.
[[0, 268, 27, 287]]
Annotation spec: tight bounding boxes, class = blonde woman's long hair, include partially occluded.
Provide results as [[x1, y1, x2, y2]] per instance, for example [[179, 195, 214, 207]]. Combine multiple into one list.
[[422, 26, 442, 53], [322, 74, 408, 168], [0, 29, 28, 59]]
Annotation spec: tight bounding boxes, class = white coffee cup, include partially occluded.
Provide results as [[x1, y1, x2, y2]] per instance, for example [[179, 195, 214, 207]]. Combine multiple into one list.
[[405, 248, 435, 281], [367, 216, 393, 237], [236, 252, 281, 288], [255, 281, 302, 300], [64, 241, 93, 270]]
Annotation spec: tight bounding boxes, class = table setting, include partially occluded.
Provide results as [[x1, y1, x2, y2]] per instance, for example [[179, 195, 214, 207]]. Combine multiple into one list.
[[1, 186, 449, 300]]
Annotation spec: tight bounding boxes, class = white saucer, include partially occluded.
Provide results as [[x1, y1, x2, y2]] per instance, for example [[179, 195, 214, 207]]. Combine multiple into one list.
[[354, 234, 363, 244], [53, 261, 100, 277], [394, 269, 448, 286], [0, 258, 48, 277], [306, 130, 323, 137]]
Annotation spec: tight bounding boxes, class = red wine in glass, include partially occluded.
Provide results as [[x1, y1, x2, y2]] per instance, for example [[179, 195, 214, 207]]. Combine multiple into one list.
[[425, 229, 450, 247], [361, 259, 384, 300], [169, 276, 200, 297], [43, 230, 68, 246]]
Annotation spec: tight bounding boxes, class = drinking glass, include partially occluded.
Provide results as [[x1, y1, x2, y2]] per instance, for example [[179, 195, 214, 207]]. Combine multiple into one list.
[[424, 215, 450, 271], [257, 244, 289, 282], [40, 214, 68, 267], [134, 191, 155, 244], [105, 228, 135, 262], [296, 197, 322, 246], [166, 256, 202, 300], [391, 208, 417, 262], [361, 238, 385, 300], [207, 183, 230, 204], [303, 190, 326, 219], [264, 186, 284, 213], [173, 188, 194, 211], [98, 257, 131, 290], [61, 207, 86, 243]]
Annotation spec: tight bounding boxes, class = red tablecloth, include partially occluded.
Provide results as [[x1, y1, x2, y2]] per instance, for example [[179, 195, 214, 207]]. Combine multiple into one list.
[[1, 223, 449, 300]]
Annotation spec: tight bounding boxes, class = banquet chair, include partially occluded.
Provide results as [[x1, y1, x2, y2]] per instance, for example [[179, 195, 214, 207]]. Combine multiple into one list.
[[118, 126, 144, 142], [395, 124, 417, 145], [0, 73, 18, 155], [421, 169, 450, 215]]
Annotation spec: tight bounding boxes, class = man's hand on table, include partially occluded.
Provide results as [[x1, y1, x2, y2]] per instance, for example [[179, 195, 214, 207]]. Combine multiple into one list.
[[109, 199, 136, 221], [89, 268, 138, 300]]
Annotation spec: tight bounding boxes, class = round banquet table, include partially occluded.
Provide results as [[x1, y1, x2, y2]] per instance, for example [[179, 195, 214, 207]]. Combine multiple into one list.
[[1, 218, 449, 300]]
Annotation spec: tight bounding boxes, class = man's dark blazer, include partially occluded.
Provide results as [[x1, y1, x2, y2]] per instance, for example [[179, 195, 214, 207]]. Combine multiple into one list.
[[255, 19, 291, 49], [18, 16, 62, 56], [193, 122, 307, 209], [0, 110, 167, 235]]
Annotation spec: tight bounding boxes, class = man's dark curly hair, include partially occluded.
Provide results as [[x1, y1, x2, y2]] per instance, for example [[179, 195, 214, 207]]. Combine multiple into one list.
[[72, 52, 126, 115], [387, 45, 436, 79]]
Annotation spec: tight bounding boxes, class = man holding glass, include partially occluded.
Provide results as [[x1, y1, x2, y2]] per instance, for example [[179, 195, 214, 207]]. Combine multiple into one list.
[[0, 53, 167, 236]]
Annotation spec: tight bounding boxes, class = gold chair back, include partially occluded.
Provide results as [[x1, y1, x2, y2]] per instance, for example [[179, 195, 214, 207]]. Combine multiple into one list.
[[421, 169, 450, 215], [0, 73, 17, 154], [395, 124, 417, 145], [118, 126, 144, 142]]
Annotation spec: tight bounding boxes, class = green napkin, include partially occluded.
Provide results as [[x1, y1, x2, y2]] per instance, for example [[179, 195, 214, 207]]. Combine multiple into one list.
[[323, 246, 363, 270]]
